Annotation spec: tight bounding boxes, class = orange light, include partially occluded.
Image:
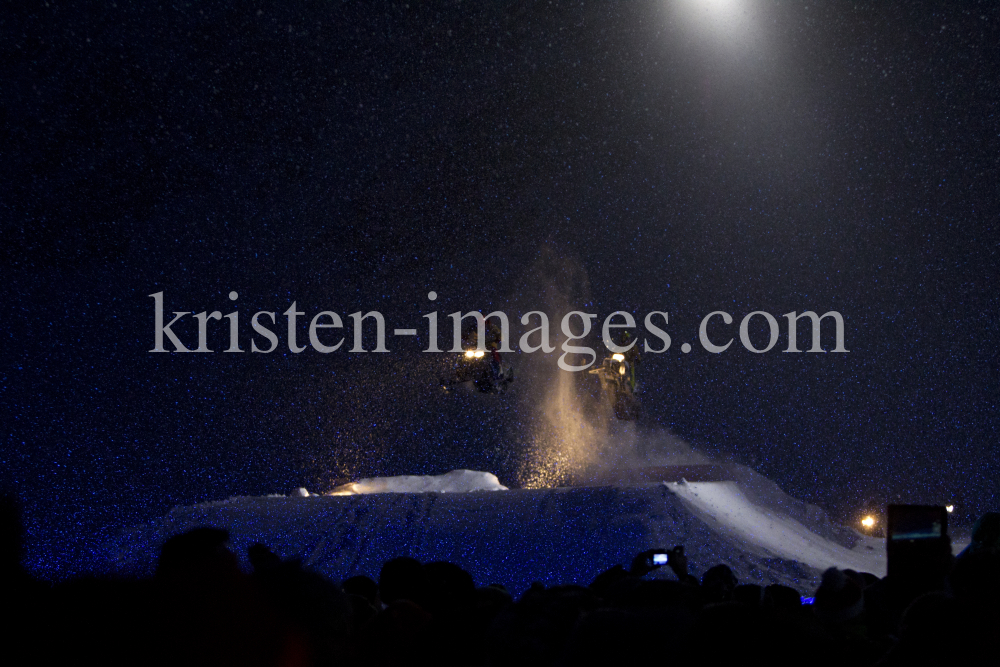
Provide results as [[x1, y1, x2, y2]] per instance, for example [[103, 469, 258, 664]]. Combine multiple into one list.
[[861, 516, 875, 529]]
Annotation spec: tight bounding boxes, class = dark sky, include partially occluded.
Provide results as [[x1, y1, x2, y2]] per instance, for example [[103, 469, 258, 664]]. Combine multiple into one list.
[[2, 1, 998, 574]]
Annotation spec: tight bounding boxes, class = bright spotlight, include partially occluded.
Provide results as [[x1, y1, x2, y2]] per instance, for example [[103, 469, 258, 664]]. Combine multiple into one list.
[[474, 350, 485, 358], [668, 0, 763, 56], [612, 353, 625, 362], [700, 0, 741, 15], [464, 350, 475, 358], [861, 516, 875, 529], [946, 505, 954, 513]]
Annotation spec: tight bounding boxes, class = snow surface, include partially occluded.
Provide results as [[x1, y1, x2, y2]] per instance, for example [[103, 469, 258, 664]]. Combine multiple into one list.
[[666, 481, 884, 575], [100, 471, 885, 594], [328, 469, 508, 495]]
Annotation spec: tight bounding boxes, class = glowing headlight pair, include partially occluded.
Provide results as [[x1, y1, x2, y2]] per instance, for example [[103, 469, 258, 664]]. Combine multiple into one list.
[[464, 350, 485, 358]]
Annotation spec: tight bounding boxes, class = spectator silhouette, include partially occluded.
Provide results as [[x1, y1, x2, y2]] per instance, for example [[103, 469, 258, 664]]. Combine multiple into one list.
[[343, 574, 379, 606], [379, 556, 425, 605], [156, 528, 298, 667], [701, 564, 738, 604]]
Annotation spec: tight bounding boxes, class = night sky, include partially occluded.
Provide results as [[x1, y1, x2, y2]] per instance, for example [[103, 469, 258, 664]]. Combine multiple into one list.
[[3, 2, 998, 574]]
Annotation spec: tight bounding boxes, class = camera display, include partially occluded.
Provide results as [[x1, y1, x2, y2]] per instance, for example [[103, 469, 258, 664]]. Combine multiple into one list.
[[887, 505, 948, 541]]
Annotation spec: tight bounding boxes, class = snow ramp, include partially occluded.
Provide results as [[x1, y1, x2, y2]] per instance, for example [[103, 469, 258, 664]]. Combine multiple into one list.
[[103, 476, 883, 594]]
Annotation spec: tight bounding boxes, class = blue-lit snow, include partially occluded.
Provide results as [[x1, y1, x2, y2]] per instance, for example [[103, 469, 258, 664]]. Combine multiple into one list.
[[101, 468, 889, 594]]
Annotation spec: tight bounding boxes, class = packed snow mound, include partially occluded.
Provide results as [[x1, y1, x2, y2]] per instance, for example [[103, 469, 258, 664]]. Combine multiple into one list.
[[102, 482, 870, 593], [94, 463, 886, 593], [328, 469, 508, 495], [666, 481, 883, 575]]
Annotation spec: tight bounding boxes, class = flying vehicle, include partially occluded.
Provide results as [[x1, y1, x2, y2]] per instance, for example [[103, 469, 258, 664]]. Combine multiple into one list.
[[441, 317, 514, 394], [589, 335, 641, 420]]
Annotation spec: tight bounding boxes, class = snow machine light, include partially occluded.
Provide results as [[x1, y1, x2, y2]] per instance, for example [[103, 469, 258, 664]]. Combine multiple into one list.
[[946, 505, 954, 513], [612, 353, 625, 361], [861, 516, 875, 529]]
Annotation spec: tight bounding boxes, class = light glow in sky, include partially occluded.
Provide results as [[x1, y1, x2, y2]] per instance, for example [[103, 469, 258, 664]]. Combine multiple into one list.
[[666, 0, 764, 55]]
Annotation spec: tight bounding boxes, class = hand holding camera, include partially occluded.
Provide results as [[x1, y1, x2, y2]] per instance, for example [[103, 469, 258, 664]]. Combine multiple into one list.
[[631, 545, 689, 578]]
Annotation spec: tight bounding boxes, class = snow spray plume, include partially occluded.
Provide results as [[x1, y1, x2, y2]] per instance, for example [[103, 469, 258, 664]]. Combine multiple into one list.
[[510, 249, 706, 488], [510, 250, 602, 487]]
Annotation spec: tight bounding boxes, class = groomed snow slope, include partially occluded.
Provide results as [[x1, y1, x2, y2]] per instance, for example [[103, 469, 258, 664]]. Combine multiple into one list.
[[666, 481, 883, 575], [103, 476, 882, 594]]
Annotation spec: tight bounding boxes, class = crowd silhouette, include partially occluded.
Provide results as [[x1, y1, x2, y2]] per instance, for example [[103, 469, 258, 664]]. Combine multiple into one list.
[[1, 495, 997, 666]]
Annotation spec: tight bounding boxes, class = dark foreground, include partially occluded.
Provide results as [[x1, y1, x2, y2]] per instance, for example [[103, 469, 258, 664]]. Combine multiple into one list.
[[3, 496, 999, 667]]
